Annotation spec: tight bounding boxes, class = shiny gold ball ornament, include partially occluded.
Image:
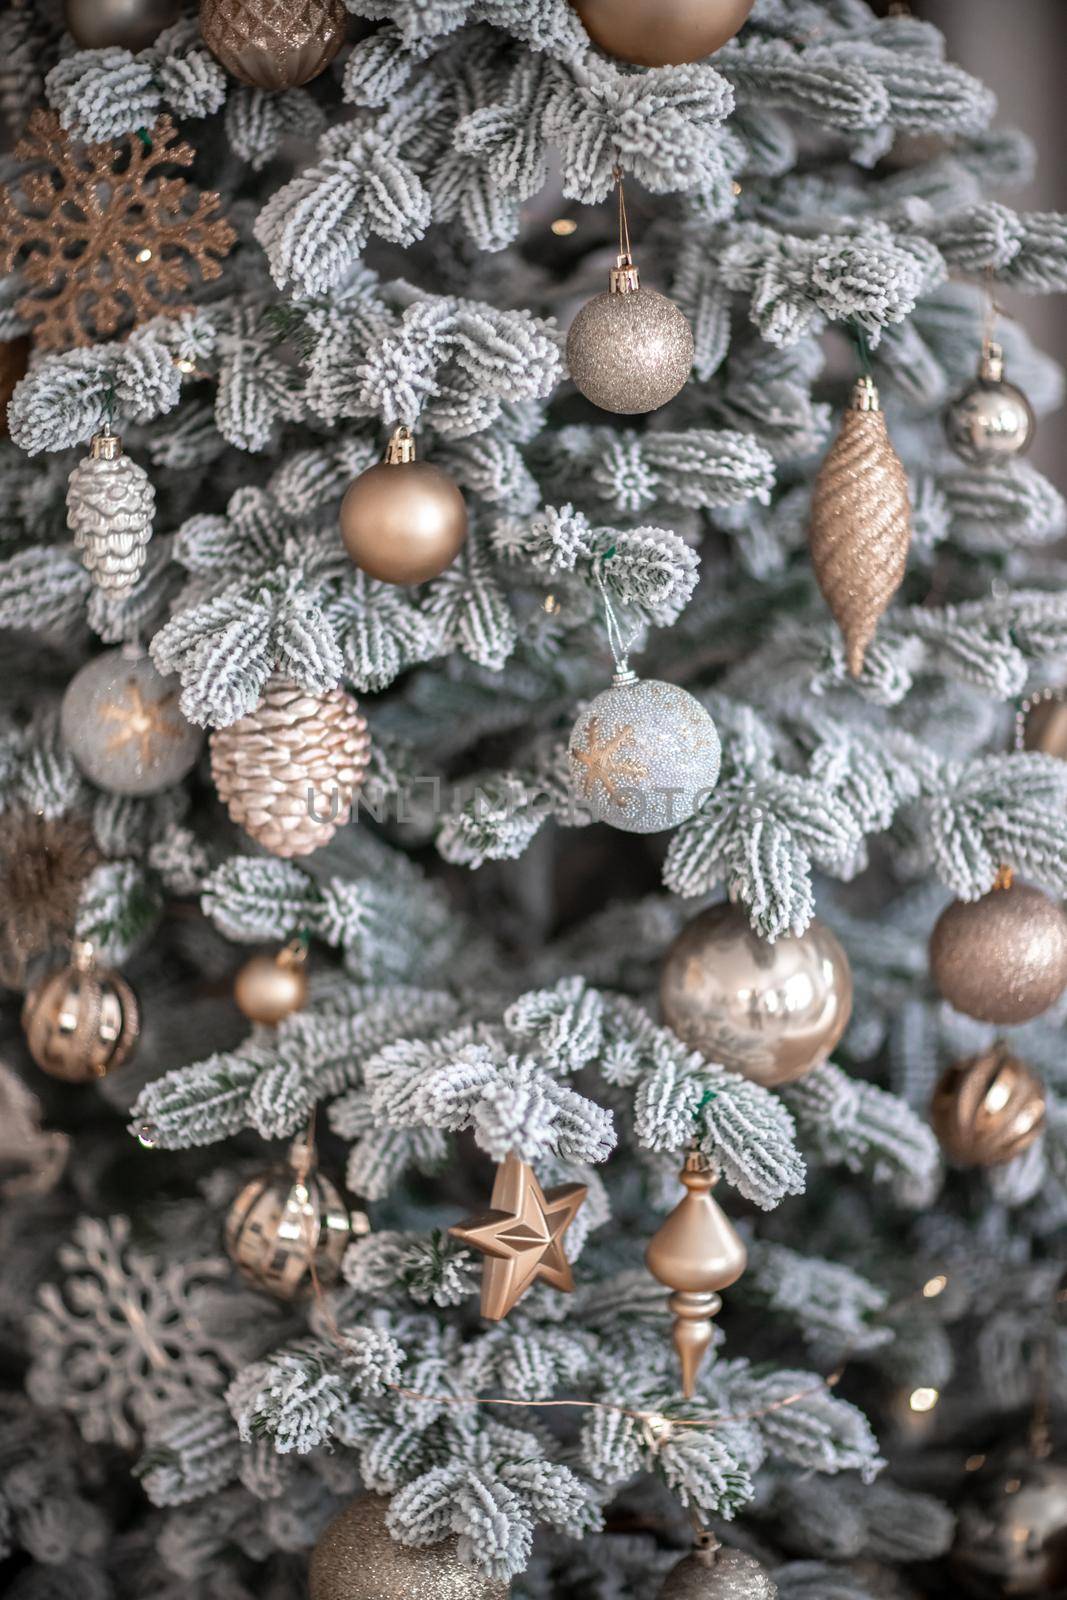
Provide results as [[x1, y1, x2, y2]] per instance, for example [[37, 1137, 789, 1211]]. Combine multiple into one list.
[[210, 678, 371, 857], [944, 342, 1036, 466], [929, 871, 1067, 1025], [951, 1453, 1067, 1598], [645, 1151, 746, 1397], [225, 1138, 356, 1300], [340, 426, 468, 585], [809, 376, 912, 677], [660, 903, 852, 1086], [233, 944, 309, 1026], [22, 942, 139, 1083], [310, 1494, 511, 1600], [567, 255, 694, 415], [931, 1045, 1046, 1168], [61, 648, 203, 797], [199, 0, 347, 90], [659, 1544, 778, 1600], [572, 0, 754, 66], [568, 668, 721, 834], [64, 0, 181, 50]]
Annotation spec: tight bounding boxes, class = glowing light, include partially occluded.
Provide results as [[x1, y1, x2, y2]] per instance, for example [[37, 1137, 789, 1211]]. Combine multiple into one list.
[[543, 594, 560, 614], [965, 1454, 986, 1472], [135, 247, 153, 263], [732, 181, 743, 196], [922, 1274, 948, 1299], [909, 1387, 940, 1413], [551, 218, 578, 236], [175, 357, 196, 374]]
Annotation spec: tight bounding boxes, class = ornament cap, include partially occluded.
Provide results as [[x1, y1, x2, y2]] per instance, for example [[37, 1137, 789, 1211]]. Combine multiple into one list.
[[90, 429, 122, 460], [611, 662, 639, 686], [71, 938, 95, 972], [384, 426, 417, 465], [980, 340, 1006, 383], [609, 256, 641, 295], [851, 375, 881, 413]]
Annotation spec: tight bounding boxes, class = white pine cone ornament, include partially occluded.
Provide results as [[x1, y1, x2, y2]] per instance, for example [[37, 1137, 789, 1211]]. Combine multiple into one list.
[[67, 430, 155, 595], [210, 679, 371, 857]]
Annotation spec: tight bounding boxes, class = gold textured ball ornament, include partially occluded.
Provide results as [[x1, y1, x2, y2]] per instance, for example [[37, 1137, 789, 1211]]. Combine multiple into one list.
[[225, 1138, 359, 1300], [566, 257, 694, 415], [199, 0, 347, 90], [944, 342, 1036, 466], [22, 942, 139, 1083], [572, 0, 754, 66], [931, 1045, 1046, 1168], [659, 1544, 778, 1600], [234, 944, 309, 1026], [340, 426, 468, 585], [660, 903, 853, 1086], [310, 1494, 511, 1600], [929, 872, 1067, 1025], [809, 376, 912, 677], [951, 1453, 1067, 1598], [65, 0, 181, 51]]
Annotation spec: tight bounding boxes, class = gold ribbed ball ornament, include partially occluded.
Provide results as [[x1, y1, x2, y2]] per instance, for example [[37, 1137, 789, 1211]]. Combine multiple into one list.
[[567, 255, 694, 415], [0, 336, 31, 439], [659, 1544, 778, 1599], [199, 0, 347, 90], [225, 1137, 359, 1300], [234, 944, 309, 1026], [64, 0, 181, 51], [22, 942, 139, 1083], [311, 1495, 511, 1600], [951, 1453, 1067, 1598], [809, 376, 912, 676], [571, 0, 754, 66], [931, 1045, 1046, 1168], [929, 870, 1067, 1025], [340, 427, 468, 585], [944, 342, 1036, 466], [660, 903, 852, 1086]]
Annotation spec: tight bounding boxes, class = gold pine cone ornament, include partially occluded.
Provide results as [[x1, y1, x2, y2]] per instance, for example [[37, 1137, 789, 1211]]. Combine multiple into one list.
[[809, 376, 912, 676], [22, 942, 139, 1083]]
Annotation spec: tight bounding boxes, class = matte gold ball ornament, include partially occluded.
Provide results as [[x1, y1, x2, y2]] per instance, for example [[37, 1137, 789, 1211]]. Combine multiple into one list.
[[931, 1044, 1046, 1168], [310, 1494, 511, 1600], [65, 0, 181, 51], [571, 0, 755, 67], [233, 941, 309, 1026], [340, 426, 468, 585], [225, 1136, 362, 1300], [929, 869, 1067, 1025], [659, 1541, 778, 1600], [944, 341, 1036, 466], [22, 942, 139, 1083], [951, 1452, 1067, 1598], [660, 903, 853, 1086], [199, 0, 347, 90]]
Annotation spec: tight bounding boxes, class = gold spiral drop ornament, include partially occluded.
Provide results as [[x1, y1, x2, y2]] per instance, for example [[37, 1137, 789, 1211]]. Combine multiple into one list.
[[809, 376, 912, 676]]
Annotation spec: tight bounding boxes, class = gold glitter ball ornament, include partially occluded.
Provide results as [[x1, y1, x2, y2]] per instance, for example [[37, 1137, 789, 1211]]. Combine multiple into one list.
[[659, 1545, 778, 1600], [929, 874, 1067, 1026], [22, 942, 139, 1083], [200, 0, 347, 91], [661, 903, 852, 1087], [944, 342, 1036, 467], [809, 376, 912, 677], [310, 1494, 511, 1600], [951, 1453, 1067, 1598], [210, 678, 371, 858], [931, 1044, 1046, 1168], [64, 0, 181, 51], [62, 648, 203, 797], [225, 1138, 359, 1300], [568, 669, 721, 834], [234, 945, 309, 1026], [566, 258, 694, 415], [572, 0, 754, 66], [339, 427, 468, 585]]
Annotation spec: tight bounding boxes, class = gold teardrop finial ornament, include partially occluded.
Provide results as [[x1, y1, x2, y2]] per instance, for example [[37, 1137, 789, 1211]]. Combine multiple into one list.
[[645, 1152, 747, 1397], [809, 376, 912, 677]]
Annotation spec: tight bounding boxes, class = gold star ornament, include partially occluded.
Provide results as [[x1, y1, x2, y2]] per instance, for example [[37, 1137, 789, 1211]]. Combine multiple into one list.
[[449, 1153, 587, 1320]]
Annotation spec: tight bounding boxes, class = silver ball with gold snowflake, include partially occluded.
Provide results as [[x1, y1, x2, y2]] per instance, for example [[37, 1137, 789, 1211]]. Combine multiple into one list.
[[61, 647, 203, 796], [568, 668, 720, 834]]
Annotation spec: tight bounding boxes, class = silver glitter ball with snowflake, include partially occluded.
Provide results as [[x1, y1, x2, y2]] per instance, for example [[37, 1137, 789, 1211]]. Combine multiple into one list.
[[61, 647, 203, 797], [66, 430, 155, 595], [568, 669, 721, 834], [943, 342, 1035, 466], [660, 1546, 778, 1599]]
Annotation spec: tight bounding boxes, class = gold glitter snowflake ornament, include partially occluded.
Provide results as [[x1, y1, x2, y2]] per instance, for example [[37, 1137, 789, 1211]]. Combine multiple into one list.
[[0, 111, 236, 350]]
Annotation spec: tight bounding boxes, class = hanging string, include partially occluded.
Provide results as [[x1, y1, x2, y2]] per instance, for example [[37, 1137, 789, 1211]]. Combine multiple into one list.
[[613, 163, 632, 265], [594, 553, 641, 676], [849, 320, 874, 381]]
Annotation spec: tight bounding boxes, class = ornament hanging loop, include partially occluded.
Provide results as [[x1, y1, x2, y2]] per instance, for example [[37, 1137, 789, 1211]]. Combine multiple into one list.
[[610, 162, 640, 294], [594, 555, 641, 683], [384, 425, 416, 465]]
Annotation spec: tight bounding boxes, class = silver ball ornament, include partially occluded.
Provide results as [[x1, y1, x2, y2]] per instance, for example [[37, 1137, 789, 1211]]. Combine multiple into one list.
[[310, 1495, 510, 1600], [944, 343, 1036, 465], [61, 649, 203, 797], [567, 261, 694, 415], [659, 1546, 778, 1599], [64, 0, 181, 51], [568, 670, 720, 833], [661, 903, 853, 1086]]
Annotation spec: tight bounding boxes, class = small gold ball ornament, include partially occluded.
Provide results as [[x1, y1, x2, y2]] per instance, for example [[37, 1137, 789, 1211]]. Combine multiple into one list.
[[951, 1453, 1067, 1598], [233, 944, 309, 1026], [931, 1044, 1046, 1168], [571, 0, 755, 66], [944, 342, 1036, 466], [659, 1543, 778, 1600], [660, 903, 853, 1086], [567, 256, 694, 415], [22, 942, 139, 1083], [310, 1494, 511, 1600], [199, 0, 347, 90], [64, 0, 181, 51], [929, 870, 1067, 1025], [225, 1137, 359, 1301], [340, 427, 468, 585]]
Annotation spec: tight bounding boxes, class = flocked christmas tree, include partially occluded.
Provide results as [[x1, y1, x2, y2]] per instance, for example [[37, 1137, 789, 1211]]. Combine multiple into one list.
[[1, 1, 1067, 1597]]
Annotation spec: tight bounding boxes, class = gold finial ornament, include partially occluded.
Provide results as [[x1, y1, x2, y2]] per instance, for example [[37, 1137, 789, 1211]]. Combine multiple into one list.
[[809, 375, 912, 676], [234, 941, 309, 1026], [645, 1152, 747, 1397], [931, 1045, 1046, 1168], [449, 1152, 587, 1321], [21, 941, 139, 1083]]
